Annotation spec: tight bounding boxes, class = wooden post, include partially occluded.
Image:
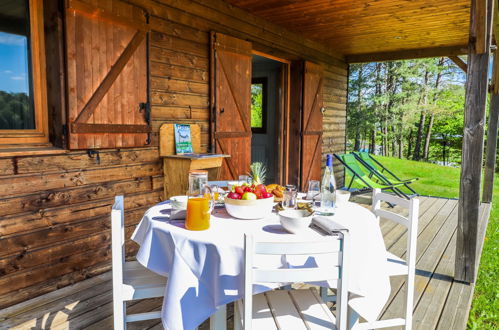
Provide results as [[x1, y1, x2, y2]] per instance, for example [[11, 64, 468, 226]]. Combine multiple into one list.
[[455, 0, 492, 283], [483, 52, 499, 203]]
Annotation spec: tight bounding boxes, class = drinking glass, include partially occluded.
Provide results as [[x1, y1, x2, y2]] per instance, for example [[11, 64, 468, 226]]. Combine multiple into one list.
[[283, 185, 297, 209], [186, 170, 214, 231], [238, 175, 251, 185], [210, 184, 222, 203], [306, 180, 320, 201]]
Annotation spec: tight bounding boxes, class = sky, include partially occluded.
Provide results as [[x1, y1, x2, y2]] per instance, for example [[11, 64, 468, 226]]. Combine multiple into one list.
[[0, 31, 30, 94]]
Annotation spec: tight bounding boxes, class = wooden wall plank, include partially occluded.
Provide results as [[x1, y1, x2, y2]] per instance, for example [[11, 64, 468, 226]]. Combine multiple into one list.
[[0, 162, 161, 198], [13, 148, 158, 174], [0, 189, 161, 237], [0, 176, 162, 217]]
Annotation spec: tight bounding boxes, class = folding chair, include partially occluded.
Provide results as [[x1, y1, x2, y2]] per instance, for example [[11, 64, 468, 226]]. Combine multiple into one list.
[[353, 152, 418, 197], [111, 196, 167, 330], [234, 232, 350, 330], [334, 153, 410, 199]]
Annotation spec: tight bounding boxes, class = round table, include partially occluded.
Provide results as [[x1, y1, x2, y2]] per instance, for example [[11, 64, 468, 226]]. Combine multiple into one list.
[[132, 201, 391, 330]]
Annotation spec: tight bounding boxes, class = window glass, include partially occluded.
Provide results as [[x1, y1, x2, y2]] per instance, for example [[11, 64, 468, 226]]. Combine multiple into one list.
[[251, 83, 263, 128], [0, 0, 35, 130]]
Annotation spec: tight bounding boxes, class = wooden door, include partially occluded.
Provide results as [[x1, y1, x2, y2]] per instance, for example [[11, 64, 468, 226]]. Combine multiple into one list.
[[65, 0, 150, 149], [211, 32, 252, 180], [300, 62, 324, 188]]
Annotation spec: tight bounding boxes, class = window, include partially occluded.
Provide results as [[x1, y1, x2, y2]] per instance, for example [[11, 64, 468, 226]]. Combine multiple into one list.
[[251, 77, 267, 133], [0, 0, 48, 145]]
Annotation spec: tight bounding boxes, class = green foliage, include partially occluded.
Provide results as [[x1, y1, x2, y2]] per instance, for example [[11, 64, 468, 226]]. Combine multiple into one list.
[[347, 58, 466, 164], [251, 84, 263, 128], [0, 91, 34, 129]]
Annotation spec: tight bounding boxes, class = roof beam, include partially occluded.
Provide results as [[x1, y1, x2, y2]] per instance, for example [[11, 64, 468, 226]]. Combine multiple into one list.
[[448, 56, 468, 73], [346, 45, 468, 63]]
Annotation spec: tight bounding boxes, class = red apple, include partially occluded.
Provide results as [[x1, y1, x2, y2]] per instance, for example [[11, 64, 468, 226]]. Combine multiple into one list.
[[235, 187, 244, 195], [255, 184, 267, 192], [228, 192, 241, 199], [262, 192, 274, 199]]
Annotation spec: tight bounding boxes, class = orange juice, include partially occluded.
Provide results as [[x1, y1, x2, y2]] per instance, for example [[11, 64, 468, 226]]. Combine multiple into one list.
[[204, 191, 219, 201], [186, 197, 211, 230]]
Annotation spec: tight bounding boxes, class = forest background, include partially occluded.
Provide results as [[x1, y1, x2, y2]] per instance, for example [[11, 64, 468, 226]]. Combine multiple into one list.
[[346, 57, 498, 170]]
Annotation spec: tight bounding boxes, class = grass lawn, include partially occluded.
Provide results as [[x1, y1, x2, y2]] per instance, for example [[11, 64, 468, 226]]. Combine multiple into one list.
[[343, 156, 498, 329]]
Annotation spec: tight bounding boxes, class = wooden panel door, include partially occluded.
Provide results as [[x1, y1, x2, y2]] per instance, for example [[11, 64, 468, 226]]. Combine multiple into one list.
[[65, 0, 150, 149], [300, 62, 324, 188], [211, 32, 252, 180]]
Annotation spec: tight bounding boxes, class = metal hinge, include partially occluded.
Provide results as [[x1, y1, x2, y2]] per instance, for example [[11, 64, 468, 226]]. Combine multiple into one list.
[[139, 102, 152, 145], [139, 102, 151, 125]]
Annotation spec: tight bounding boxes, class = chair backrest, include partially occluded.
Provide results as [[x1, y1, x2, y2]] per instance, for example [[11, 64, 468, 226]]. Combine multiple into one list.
[[336, 154, 369, 179], [356, 151, 379, 171], [372, 189, 419, 267], [243, 233, 349, 330], [111, 196, 125, 286]]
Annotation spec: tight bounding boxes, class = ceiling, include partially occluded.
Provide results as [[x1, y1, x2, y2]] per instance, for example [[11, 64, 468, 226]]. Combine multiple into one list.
[[225, 0, 471, 62]]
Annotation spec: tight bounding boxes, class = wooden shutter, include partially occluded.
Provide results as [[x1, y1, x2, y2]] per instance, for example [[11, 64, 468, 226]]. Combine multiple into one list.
[[211, 32, 252, 180], [300, 62, 324, 187], [65, 0, 150, 149]]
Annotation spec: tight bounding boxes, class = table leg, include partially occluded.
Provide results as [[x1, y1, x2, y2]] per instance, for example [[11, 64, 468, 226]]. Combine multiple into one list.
[[209, 305, 227, 330]]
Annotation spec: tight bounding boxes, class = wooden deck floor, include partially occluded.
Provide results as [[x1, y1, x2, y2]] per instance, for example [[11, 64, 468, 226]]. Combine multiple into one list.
[[0, 196, 491, 330]]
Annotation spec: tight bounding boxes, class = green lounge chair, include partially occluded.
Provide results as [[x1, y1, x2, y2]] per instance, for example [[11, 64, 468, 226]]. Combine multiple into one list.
[[353, 151, 419, 196], [334, 153, 411, 199]]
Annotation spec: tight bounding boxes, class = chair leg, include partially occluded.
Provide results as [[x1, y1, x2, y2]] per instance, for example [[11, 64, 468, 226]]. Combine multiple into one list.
[[113, 300, 126, 330], [347, 306, 360, 330], [405, 274, 415, 330], [210, 305, 227, 330], [234, 301, 243, 330]]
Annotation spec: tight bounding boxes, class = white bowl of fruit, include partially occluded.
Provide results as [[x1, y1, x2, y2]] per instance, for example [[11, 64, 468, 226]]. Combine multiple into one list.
[[225, 184, 275, 219]]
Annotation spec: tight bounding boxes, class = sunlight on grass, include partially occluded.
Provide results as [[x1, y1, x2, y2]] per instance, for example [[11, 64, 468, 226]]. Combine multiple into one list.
[[342, 155, 498, 329]]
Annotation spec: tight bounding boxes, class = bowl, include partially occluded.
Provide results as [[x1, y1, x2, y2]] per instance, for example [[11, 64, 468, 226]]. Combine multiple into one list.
[[224, 196, 274, 219], [170, 195, 187, 219], [335, 190, 351, 207], [279, 209, 314, 234]]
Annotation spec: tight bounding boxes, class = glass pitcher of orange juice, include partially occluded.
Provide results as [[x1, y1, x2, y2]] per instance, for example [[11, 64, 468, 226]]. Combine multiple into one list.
[[185, 170, 214, 231]]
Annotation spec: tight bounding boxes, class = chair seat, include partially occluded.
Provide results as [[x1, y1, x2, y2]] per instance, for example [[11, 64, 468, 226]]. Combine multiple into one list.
[[237, 288, 337, 330], [121, 261, 167, 301], [386, 252, 408, 276]]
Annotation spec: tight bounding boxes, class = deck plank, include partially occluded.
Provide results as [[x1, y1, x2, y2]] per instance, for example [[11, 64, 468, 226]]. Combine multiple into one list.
[[0, 197, 490, 330], [436, 203, 491, 330], [380, 200, 459, 324]]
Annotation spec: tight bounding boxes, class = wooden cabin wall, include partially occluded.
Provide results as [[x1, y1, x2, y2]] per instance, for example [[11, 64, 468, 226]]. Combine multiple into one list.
[[0, 0, 347, 309]]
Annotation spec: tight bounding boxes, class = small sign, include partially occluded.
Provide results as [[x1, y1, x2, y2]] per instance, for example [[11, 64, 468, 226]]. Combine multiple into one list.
[[174, 124, 193, 154]]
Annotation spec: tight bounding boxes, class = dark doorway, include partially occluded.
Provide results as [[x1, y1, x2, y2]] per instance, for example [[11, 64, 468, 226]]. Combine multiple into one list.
[[251, 55, 283, 184]]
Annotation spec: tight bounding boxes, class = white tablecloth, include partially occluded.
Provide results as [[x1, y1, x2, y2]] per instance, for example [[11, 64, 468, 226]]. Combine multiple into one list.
[[132, 201, 390, 330]]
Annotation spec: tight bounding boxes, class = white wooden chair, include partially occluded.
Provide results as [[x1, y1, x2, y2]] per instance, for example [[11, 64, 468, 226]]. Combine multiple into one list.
[[234, 231, 350, 330], [349, 189, 419, 330], [111, 196, 167, 330]]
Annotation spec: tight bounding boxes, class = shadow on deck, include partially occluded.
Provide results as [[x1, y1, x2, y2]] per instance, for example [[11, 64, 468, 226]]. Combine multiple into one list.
[[0, 196, 491, 330]]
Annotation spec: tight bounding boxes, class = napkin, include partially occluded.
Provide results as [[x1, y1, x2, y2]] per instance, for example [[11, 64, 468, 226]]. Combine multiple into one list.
[[312, 216, 348, 235]]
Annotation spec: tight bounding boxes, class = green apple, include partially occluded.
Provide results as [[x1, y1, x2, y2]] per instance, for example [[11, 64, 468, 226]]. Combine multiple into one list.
[[241, 192, 257, 200]]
